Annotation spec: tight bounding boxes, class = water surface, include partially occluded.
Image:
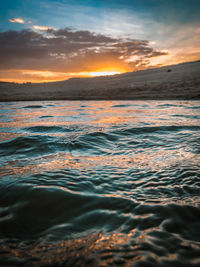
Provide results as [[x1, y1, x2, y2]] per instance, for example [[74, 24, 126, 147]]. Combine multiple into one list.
[[0, 100, 200, 266]]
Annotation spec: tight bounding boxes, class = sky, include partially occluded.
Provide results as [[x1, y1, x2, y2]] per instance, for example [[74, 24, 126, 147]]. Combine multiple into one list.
[[0, 0, 200, 82]]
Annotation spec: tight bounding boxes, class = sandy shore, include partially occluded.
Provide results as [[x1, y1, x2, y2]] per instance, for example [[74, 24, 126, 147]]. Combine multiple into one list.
[[0, 61, 200, 101]]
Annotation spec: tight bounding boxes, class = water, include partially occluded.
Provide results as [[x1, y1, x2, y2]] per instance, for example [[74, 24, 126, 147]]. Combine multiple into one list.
[[0, 100, 200, 267]]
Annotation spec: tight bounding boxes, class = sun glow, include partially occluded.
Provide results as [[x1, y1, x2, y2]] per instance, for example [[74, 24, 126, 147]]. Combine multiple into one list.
[[68, 67, 127, 79], [88, 67, 126, 77], [89, 71, 122, 77], [0, 67, 128, 83]]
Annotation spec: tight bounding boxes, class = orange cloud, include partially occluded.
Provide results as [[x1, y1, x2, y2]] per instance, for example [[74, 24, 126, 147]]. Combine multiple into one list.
[[9, 18, 24, 24], [0, 69, 68, 83], [33, 25, 54, 31], [0, 28, 171, 82]]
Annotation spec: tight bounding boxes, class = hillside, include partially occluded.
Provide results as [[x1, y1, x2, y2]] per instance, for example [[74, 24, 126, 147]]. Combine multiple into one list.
[[0, 61, 200, 101]]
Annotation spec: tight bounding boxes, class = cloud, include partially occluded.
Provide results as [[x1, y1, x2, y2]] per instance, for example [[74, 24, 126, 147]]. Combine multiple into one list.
[[9, 18, 25, 24], [0, 69, 68, 83], [33, 25, 54, 31], [0, 28, 168, 76]]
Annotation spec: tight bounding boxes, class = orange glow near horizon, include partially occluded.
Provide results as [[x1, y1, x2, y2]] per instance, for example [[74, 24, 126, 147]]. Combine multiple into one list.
[[88, 67, 127, 77], [69, 67, 127, 79], [0, 67, 128, 83], [1, 53, 199, 83]]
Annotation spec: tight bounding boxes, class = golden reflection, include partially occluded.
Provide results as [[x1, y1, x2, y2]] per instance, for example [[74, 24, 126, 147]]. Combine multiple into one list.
[[0, 132, 22, 142], [0, 230, 145, 266], [1, 149, 199, 179], [94, 115, 131, 124], [1, 101, 200, 134]]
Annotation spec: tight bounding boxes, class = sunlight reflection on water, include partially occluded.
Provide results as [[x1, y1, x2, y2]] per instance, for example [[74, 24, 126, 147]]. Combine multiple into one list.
[[0, 100, 200, 266]]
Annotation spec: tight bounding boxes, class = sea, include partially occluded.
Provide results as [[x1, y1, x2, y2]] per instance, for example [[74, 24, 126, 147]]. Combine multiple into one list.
[[0, 100, 200, 267]]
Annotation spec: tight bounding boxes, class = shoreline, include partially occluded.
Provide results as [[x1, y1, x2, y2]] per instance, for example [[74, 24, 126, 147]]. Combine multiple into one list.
[[1, 97, 200, 102]]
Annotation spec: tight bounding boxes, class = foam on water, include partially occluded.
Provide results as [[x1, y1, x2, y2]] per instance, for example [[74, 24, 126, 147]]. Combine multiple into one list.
[[0, 100, 200, 266]]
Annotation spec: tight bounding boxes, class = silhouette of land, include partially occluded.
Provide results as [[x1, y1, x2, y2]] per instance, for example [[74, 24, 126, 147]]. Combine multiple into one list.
[[0, 61, 200, 101]]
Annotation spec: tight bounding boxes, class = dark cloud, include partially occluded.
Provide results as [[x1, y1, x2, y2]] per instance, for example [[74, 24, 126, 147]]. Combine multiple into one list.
[[48, 28, 117, 43], [0, 28, 167, 72]]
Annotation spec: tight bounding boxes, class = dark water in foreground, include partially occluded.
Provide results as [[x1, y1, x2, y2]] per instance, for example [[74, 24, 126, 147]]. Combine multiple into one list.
[[0, 100, 200, 267]]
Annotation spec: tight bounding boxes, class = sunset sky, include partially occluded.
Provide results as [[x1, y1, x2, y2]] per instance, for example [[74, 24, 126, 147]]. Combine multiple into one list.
[[0, 0, 200, 82]]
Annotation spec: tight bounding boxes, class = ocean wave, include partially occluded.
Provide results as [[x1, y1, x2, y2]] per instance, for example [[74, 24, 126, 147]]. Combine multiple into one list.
[[0, 100, 200, 266], [111, 125, 200, 135], [0, 134, 107, 157], [23, 105, 46, 109], [0, 181, 200, 266]]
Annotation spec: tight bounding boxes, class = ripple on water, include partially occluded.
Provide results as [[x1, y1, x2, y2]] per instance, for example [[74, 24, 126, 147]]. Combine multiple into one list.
[[23, 105, 46, 109], [0, 181, 200, 266], [0, 100, 200, 266]]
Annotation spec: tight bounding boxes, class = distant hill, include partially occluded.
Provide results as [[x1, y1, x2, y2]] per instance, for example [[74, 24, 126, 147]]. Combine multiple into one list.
[[0, 61, 200, 101]]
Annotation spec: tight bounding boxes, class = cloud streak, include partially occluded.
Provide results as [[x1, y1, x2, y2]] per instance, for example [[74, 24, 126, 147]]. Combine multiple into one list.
[[9, 18, 25, 24], [33, 25, 54, 31]]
